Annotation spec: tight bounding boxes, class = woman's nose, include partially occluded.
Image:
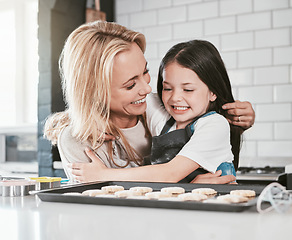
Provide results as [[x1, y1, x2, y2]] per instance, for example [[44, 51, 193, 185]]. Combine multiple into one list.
[[139, 76, 152, 95], [141, 82, 152, 95]]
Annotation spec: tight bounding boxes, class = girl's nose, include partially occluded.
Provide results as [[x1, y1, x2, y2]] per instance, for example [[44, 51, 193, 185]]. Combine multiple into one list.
[[170, 90, 182, 102]]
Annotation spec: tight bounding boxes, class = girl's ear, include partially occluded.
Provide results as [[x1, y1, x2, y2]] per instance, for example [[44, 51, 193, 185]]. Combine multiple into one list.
[[210, 92, 217, 102]]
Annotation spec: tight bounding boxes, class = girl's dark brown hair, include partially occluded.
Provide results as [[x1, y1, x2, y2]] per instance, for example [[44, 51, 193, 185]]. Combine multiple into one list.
[[157, 40, 243, 170]]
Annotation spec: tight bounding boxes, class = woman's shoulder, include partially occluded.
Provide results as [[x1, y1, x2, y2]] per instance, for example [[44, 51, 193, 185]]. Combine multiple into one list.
[[58, 126, 77, 150], [59, 126, 108, 151], [58, 125, 79, 146], [58, 125, 90, 156], [58, 125, 109, 164]]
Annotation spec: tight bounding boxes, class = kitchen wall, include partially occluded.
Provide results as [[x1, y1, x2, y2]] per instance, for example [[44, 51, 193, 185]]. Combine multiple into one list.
[[37, 0, 114, 177], [115, 0, 292, 167], [38, 0, 86, 177]]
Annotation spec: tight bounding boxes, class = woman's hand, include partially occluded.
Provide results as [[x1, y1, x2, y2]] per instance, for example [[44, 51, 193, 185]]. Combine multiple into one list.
[[99, 132, 115, 141], [68, 148, 108, 183], [190, 170, 236, 184], [103, 132, 115, 141], [222, 100, 255, 130]]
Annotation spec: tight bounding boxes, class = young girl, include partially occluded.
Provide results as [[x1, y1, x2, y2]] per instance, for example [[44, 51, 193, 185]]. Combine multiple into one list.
[[69, 40, 243, 183], [145, 40, 242, 182]]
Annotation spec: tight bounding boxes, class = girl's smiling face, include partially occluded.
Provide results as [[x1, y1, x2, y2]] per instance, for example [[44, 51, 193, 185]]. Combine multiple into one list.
[[110, 43, 152, 128], [162, 61, 217, 129]]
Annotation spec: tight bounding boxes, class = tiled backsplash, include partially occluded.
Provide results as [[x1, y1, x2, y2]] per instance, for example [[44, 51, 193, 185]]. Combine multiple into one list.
[[115, 0, 292, 166]]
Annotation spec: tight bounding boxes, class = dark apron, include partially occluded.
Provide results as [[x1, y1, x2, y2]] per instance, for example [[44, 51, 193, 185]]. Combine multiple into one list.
[[148, 112, 216, 183]]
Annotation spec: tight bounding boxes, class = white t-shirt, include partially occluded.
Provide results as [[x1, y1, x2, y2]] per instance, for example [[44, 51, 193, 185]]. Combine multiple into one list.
[[146, 93, 234, 173]]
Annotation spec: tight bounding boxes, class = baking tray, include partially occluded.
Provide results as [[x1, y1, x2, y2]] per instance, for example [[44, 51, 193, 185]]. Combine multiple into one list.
[[37, 181, 266, 212]]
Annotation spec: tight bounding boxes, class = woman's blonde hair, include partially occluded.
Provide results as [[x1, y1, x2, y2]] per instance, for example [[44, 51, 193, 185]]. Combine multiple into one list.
[[44, 21, 147, 167]]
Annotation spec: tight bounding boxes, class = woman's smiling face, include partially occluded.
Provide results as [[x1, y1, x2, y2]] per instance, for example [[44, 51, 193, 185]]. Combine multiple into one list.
[[110, 43, 151, 127], [162, 61, 217, 129]]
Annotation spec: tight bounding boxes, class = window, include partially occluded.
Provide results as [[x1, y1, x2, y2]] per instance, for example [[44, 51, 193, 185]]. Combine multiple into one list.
[[0, 0, 38, 132]]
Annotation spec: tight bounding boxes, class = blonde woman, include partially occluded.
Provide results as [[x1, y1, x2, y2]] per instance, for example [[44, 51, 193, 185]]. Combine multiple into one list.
[[44, 21, 152, 182], [44, 21, 255, 183]]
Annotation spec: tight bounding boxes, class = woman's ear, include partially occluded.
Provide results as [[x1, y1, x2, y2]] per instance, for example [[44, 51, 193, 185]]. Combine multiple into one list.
[[210, 92, 217, 102]]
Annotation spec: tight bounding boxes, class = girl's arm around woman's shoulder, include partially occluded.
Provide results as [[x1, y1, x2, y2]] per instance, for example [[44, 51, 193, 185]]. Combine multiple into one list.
[[70, 148, 236, 184], [70, 147, 201, 183]]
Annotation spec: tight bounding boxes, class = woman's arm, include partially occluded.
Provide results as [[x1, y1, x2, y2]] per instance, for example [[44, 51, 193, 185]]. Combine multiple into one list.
[[222, 100, 255, 130], [70, 148, 200, 183]]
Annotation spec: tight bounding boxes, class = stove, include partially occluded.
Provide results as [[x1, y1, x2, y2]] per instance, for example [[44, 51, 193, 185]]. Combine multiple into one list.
[[237, 166, 285, 176], [236, 166, 285, 185], [236, 166, 292, 190]]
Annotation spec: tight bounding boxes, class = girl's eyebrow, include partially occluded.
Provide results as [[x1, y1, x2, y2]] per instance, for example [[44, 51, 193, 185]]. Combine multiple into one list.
[[182, 82, 195, 86], [123, 62, 148, 85], [163, 81, 194, 86], [162, 80, 172, 85]]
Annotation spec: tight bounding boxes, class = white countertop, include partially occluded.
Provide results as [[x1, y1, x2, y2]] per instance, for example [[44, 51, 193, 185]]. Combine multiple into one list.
[[0, 192, 291, 240]]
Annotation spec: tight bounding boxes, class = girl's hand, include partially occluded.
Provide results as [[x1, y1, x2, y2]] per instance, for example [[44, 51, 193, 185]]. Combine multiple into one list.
[[190, 170, 236, 184], [68, 148, 108, 183], [222, 100, 255, 130]]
